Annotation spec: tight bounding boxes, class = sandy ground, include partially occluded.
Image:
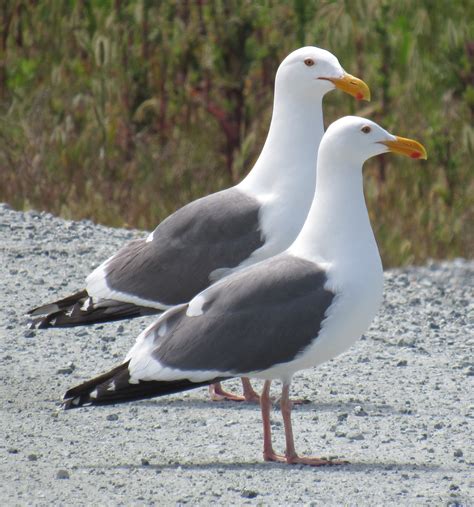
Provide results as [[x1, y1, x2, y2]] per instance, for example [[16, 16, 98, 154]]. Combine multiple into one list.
[[0, 203, 472, 506]]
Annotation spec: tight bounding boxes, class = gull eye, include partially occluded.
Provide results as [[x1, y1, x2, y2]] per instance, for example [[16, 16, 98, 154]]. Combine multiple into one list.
[[304, 58, 315, 67], [361, 126, 371, 134]]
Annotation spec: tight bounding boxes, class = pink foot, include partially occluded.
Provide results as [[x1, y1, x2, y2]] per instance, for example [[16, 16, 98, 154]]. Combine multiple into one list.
[[208, 383, 245, 402], [263, 450, 287, 463]]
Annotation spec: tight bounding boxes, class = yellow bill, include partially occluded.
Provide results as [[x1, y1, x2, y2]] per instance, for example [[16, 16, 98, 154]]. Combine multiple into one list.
[[319, 73, 371, 101], [380, 136, 428, 160]]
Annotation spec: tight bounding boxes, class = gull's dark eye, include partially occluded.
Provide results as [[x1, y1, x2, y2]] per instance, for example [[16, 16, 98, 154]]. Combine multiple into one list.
[[304, 58, 315, 67], [361, 126, 371, 134]]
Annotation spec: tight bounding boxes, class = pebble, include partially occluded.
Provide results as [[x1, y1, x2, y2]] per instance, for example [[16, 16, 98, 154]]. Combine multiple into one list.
[[354, 405, 368, 417], [56, 363, 76, 375], [347, 432, 365, 441], [106, 414, 119, 421], [241, 490, 258, 499], [56, 469, 70, 479]]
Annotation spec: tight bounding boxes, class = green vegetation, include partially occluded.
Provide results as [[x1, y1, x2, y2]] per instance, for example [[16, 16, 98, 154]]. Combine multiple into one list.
[[0, 0, 472, 266]]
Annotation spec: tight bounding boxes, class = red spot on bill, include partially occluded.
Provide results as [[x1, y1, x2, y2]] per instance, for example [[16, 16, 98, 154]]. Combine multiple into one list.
[[410, 152, 421, 159], [356, 92, 363, 101]]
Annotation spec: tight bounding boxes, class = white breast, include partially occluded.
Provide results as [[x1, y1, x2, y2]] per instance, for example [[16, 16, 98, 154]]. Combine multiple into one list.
[[250, 256, 384, 383]]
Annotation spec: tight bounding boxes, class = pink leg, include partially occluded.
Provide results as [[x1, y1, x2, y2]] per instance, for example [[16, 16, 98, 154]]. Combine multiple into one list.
[[241, 377, 260, 403], [280, 383, 348, 466], [260, 380, 286, 462]]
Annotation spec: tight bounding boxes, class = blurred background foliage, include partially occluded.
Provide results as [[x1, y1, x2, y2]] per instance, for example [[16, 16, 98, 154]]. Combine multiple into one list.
[[0, 0, 472, 267]]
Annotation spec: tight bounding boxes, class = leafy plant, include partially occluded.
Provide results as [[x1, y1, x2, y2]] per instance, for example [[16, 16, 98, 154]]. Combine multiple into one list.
[[0, 0, 472, 266]]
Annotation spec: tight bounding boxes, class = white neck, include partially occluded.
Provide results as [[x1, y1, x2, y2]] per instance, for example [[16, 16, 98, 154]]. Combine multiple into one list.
[[238, 91, 324, 198], [291, 149, 380, 267]]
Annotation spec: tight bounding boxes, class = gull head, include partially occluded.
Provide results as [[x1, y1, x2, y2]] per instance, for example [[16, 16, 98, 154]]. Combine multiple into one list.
[[320, 116, 428, 167], [276, 46, 370, 101]]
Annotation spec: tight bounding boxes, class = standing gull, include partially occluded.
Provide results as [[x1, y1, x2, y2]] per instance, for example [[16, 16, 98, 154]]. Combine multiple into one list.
[[30, 47, 370, 401], [62, 116, 427, 465]]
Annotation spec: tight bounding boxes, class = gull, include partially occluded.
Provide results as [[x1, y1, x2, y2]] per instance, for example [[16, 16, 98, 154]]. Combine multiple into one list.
[[30, 47, 370, 402], [62, 116, 427, 465]]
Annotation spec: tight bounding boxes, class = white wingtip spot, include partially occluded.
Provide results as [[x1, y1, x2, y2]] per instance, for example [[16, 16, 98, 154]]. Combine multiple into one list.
[[157, 321, 168, 337], [107, 381, 116, 392], [72, 397, 80, 406], [89, 389, 98, 399], [81, 297, 93, 311], [145, 231, 154, 243], [186, 295, 206, 317]]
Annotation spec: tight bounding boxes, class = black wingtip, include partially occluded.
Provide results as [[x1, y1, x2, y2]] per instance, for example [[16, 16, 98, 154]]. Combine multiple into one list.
[[62, 396, 87, 410], [28, 290, 160, 329], [62, 360, 230, 409], [62, 361, 131, 409], [28, 290, 88, 315], [29, 315, 58, 329]]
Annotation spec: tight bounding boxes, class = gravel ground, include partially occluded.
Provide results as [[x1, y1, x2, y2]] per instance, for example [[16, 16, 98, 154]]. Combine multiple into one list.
[[0, 203, 473, 506]]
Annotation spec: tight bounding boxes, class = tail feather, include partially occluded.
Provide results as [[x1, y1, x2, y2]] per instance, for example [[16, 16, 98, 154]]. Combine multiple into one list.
[[63, 361, 228, 409], [28, 291, 159, 328]]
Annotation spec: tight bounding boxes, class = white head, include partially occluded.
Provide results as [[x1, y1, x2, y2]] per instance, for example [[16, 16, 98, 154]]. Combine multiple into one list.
[[292, 116, 427, 264], [275, 47, 370, 102], [319, 116, 428, 168]]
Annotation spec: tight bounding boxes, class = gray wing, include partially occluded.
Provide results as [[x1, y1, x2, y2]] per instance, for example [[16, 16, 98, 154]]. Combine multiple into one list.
[[143, 254, 335, 375], [100, 188, 264, 306]]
